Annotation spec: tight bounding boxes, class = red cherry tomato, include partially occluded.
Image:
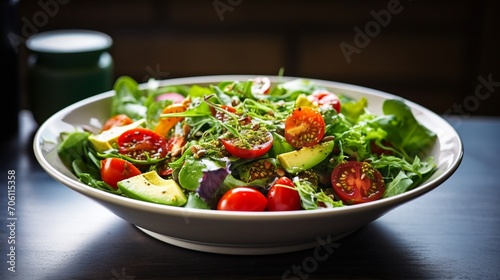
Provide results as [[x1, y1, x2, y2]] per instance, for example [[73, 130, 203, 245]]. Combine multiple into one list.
[[251, 76, 271, 95], [220, 130, 273, 159], [217, 187, 268, 211], [167, 135, 186, 154], [310, 91, 341, 113], [267, 177, 302, 211], [331, 161, 385, 204], [211, 105, 237, 121], [370, 140, 394, 156], [101, 114, 133, 132], [117, 128, 169, 161], [284, 107, 325, 148], [100, 158, 142, 189]]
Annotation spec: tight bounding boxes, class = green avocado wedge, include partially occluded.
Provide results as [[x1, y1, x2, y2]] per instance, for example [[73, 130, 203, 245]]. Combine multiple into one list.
[[117, 171, 187, 206], [88, 118, 146, 152], [277, 141, 334, 174]]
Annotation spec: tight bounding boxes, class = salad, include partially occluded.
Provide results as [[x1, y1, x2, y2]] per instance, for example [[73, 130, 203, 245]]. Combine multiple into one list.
[[57, 75, 437, 211]]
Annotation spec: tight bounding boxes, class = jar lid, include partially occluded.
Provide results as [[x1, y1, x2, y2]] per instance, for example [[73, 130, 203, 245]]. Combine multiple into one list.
[[26, 29, 112, 54]]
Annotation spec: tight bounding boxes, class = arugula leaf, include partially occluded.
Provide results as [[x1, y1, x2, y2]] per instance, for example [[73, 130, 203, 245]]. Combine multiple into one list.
[[154, 85, 190, 98], [146, 98, 173, 129], [57, 131, 91, 169], [178, 157, 231, 207], [57, 131, 122, 194], [72, 159, 122, 194], [184, 192, 211, 209], [269, 78, 317, 101], [189, 85, 213, 98], [268, 132, 294, 157], [382, 171, 414, 198], [294, 178, 343, 209], [381, 99, 437, 158], [370, 155, 437, 198], [178, 157, 205, 191], [216, 80, 254, 99], [111, 76, 147, 120]]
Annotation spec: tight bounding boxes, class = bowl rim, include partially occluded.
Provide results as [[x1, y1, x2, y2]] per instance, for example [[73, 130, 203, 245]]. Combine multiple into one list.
[[33, 74, 464, 220]]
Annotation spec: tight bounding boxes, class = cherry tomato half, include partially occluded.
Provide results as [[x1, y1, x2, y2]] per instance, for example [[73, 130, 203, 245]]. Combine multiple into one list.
[[117, 128, 169, 161], [331, 161, 385, 204], [220, 130, 273, 159], [101, 114, 133, 132], [211, 105, 237, 122], [310, 91, 341, 113], [100, 158, 142, 189], [284, 107, 325, 148], [251, 76, 271, 95], [167, 135, 186, 155], [267, 177, 302, 211], [217, 187, 268, 211]]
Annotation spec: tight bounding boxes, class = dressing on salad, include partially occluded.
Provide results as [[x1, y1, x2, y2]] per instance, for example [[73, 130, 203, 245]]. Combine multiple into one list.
[[57, 76, 437, 211]]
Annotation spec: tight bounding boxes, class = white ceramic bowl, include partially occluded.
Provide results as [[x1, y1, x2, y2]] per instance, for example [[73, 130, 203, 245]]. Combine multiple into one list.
[[33, 75, 463, 255]]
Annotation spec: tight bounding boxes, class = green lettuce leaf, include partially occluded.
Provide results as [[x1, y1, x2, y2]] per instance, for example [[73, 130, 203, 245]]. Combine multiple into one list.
[[381, 99, 437, 158]]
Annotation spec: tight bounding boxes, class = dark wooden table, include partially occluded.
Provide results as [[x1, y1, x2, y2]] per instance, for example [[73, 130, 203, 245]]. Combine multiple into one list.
[[2, 111, 499, 280]]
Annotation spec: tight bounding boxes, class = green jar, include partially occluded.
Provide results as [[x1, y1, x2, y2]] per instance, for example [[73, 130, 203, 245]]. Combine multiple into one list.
[[27, 29, 113, 125]]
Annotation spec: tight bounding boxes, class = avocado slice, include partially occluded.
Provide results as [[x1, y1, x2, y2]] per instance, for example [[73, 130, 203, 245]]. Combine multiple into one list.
[[88, 118, 146, 152], [277, 141, 334, 174], [117, 171, 187, 206], [295, 94, 317, 108]]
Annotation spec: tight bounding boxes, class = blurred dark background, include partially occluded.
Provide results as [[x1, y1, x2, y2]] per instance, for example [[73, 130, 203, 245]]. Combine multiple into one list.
[[10, 0, 500, 117]]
